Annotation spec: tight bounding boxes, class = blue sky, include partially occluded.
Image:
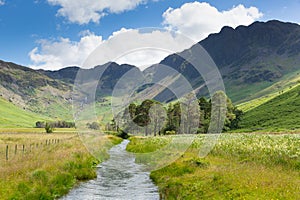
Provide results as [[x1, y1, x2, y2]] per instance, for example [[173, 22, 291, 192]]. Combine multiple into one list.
[[0, 0, 299, 69]]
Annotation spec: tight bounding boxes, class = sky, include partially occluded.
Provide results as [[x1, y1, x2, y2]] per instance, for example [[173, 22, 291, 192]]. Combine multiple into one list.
[[0, 0, 300, 70]]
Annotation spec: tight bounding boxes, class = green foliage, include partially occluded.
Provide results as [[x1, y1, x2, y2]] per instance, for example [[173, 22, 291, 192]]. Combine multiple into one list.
[[36, 121, 75, 128], [86, 122, 100, 130], [123, 92, 242, 136], [45, 122, 54, 133]]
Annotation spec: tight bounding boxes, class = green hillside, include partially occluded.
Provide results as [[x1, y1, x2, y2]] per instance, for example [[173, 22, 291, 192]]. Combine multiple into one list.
[[0, 97, 48, 128], [240, 84, 300, 131]]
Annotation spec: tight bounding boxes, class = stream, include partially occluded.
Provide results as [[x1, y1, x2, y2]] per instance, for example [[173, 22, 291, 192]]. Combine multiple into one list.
[[62, 140, 160, 200]]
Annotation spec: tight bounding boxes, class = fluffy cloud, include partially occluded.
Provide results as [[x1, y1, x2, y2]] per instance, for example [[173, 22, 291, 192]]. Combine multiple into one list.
[[84, 28, 194, 70], [30, 2, 264, 70], [0, 0, 5, 6], [29, 28, 194, 70], [47, 0, 153, 24], [29, 32, 103, 70], [163, 2, 263, 42]]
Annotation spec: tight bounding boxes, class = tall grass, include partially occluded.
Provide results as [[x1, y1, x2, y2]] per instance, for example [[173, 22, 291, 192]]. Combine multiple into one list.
[[0, 133, 122, 200], [127, 134, 300, 199]]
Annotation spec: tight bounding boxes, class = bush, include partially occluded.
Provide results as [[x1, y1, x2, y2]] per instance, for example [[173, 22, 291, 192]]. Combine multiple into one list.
[[45, 122, 54, 133], [165, 130, 176, 135], [86, 122, 100, 130]]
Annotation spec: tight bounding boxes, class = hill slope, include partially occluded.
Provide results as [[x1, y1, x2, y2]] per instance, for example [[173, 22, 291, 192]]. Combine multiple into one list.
[[148, 20, 300, 103], [0, 97, 48, 128], [241, 84, 300, 131]]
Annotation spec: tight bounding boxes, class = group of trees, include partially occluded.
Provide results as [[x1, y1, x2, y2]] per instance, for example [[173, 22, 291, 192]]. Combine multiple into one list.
[[106, 91, 243, 136], [36, 121, 76, 129]]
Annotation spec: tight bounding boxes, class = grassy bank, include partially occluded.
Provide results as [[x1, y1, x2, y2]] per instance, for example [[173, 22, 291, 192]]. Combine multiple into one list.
[[0, 132, 122, 200], [127, 134, 300, 199]]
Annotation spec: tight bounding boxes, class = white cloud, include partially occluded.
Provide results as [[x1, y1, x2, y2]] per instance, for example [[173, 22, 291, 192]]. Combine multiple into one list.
[[29, 28, 194, 70], [29, 2, 264, 70], [0, 0, 5, 6], [85, 28, 194, 70], [47, 0, 155, 24], [29, 32, 103, 70], [162, 2, 263, 41]]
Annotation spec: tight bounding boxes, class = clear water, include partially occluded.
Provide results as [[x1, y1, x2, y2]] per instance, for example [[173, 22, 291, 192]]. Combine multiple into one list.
[[61, 140, 160, 200]]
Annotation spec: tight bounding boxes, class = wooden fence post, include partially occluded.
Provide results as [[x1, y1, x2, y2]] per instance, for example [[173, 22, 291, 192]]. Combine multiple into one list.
[[6, 145, 8, 161], [15, 144, 17, 155]]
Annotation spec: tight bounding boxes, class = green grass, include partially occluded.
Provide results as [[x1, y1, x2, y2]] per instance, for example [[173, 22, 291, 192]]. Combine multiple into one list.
[[127, 134, 300, 199], [0, 98, 49, 128], [0, 133, 122, 199], [236, 68, 300, 111], [240, 84, 300, 131]]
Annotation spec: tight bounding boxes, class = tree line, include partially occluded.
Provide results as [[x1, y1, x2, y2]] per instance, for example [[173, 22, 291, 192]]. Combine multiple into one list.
[[36, 121, 76, 129], [106, 91, 243, 136]]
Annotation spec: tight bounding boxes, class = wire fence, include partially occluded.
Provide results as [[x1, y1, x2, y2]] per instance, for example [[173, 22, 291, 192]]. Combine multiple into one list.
[[0, 136, 78, 161]]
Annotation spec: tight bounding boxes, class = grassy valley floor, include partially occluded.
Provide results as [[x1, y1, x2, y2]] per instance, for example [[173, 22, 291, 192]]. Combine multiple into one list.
[[127, 134, 300, 199], [0, 131, 122, 200]]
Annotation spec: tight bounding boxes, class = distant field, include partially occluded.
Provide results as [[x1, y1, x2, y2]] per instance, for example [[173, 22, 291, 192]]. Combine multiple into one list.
[[127, 134, 300, 199]]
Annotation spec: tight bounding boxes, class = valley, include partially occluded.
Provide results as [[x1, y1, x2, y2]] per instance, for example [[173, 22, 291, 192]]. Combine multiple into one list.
[[0, 19, 300, 199]]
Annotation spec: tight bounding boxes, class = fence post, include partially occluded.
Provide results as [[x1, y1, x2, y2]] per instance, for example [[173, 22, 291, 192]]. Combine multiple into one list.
[[22, 144, 25, 153], [46, 140, 48, 145], [15, 144, 17, 155], [6, 145, 8, 161]]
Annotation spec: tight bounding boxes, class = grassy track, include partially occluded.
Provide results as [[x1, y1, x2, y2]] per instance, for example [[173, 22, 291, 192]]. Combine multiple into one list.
[[0, 132, 122, 200], [127, 134, 300, 199]]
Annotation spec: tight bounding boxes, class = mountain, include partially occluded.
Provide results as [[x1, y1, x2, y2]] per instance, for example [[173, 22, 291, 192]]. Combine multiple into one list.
[[39, 62, 140, 99], [1, 20, 300, 128], [0, 60, 73, 120], [0, 60, 141, 125], [149, 20, 300, 103]]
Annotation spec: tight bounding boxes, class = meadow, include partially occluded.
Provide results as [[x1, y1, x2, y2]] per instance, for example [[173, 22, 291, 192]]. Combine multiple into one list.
[[0, 130, 122, 200], [127, 133, 300, 199]]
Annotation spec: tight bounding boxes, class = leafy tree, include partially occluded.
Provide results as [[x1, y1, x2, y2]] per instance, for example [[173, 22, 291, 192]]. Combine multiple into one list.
[[45, 122, 54, 133]]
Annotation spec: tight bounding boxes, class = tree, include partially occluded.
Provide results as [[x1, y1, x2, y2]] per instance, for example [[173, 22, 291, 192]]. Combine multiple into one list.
[[209, 91, 227, 133], [87, 122, 100, 130], [45, 122, 54, 133], [229, 108, 243, 129]]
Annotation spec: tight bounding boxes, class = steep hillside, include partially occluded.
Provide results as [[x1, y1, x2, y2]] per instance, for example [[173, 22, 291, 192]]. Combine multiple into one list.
[[240, 84, 300, 131], [0, 97, 48, 128], [0, 60, 73, 119], [148, 20, 300, 103], [39, 62, 140, 98], [0, 60, 141, 123]]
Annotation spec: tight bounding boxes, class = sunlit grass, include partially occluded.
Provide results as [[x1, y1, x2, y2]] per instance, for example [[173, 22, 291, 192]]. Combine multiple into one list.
[[127, 134, 300, 199], [0, 132, 122, 199]]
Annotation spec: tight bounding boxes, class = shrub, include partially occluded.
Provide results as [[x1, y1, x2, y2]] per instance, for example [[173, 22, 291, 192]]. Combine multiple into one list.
[[45, 122, 54, 133]]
